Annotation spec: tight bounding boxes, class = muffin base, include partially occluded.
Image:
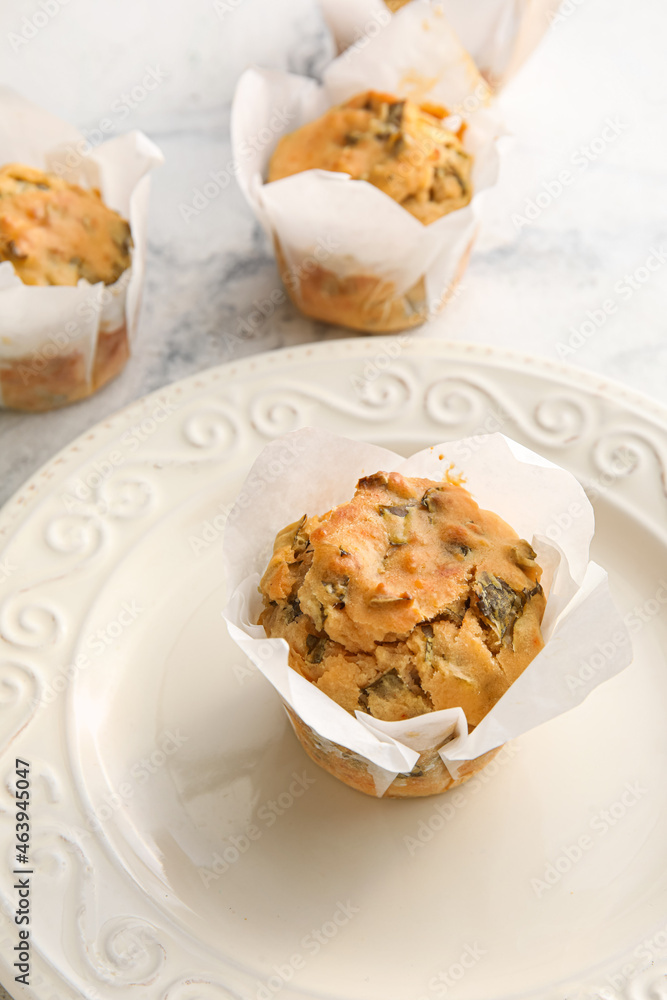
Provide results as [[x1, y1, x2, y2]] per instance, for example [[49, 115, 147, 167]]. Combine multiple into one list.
[[0, 322, 130, 412], [285, 705, 501, 798], [276, 241, 427, 333], [93, 323, 131, 394], [275, 234, 475, 334]]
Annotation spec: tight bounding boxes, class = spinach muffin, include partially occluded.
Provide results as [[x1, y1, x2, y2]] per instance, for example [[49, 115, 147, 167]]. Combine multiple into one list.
[[259, 470, 545, 728], [268, 90, 473, 225], [0, 163, 132, 287], [266, 90, 474, 332]]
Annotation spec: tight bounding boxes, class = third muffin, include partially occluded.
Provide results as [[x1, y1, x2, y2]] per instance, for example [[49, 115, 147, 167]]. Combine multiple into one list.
[[0, 162, 133, 410], [0, 163, 132, 287]]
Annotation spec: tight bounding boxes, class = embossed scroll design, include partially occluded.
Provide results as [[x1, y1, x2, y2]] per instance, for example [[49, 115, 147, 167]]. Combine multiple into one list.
[[424, 376, 591, 448], [593, 429, 667, 499], [574, 932, 667, 1000], [1, 755, 60, 808], [55, 831, 167, 987], [0, 769, 170, 992], [0, 659, 41, 752], [0, 597, 62, 650], [182, 405, 241, 454], [87, 915, 167, 987], [44, 511, 107, 559], [57, 476, 154, 524], [248, 369, 594, 448], [249, 371, 415, 437]]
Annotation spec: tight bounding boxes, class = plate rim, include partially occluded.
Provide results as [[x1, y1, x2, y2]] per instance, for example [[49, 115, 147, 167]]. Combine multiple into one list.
[[2, 335, 667, 539]]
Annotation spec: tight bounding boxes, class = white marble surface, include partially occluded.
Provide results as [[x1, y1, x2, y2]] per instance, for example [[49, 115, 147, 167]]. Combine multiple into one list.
[[0, 0, 665, 513], [0, 4, 665, 996]]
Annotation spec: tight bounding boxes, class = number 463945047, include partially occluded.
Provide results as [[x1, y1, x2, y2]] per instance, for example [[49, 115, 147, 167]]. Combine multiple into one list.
[[15, 759, 30, 859]]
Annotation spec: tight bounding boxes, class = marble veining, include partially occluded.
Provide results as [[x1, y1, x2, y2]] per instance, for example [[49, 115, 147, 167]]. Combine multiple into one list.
[[0, 0, 665, 510]]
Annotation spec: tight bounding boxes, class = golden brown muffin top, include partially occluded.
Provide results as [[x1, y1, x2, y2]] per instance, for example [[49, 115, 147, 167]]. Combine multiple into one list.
[[0, 163, 132, 286], [259, 471, 546, 725], [267, 90, 473, 225]]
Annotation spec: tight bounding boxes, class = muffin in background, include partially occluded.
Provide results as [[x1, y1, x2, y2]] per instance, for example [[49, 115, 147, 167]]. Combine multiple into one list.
[[0, 159, 142, 412], [232, 7, 502, 336], [269, 91, 473, 226], [0, 88, 163, 412], [0, 163, 132, 287], [318, 0, 562, 91], [267, 90, 476, 332]]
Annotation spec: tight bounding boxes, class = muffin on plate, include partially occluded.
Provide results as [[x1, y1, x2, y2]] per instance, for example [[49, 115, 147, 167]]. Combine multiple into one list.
[[0, 163, 133, 411], [258, 469, 545, 795], [267, 90, 474, 333]]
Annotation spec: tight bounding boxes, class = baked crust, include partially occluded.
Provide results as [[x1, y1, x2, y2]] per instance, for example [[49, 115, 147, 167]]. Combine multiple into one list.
[[0, 163, 132, 286], [268, 90, 473, 225], [259, 470, 545, 728]]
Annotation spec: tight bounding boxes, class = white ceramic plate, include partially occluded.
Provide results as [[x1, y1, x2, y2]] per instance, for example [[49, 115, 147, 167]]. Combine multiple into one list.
[[1, 337, 667, 1000]]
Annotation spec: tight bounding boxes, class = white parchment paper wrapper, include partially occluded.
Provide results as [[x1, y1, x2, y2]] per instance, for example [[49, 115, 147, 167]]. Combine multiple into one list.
[[0, 88, 163, 411], [231, 1, 502, 332], [223, 428, 633, 796], [319, 0, 561, 90]]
